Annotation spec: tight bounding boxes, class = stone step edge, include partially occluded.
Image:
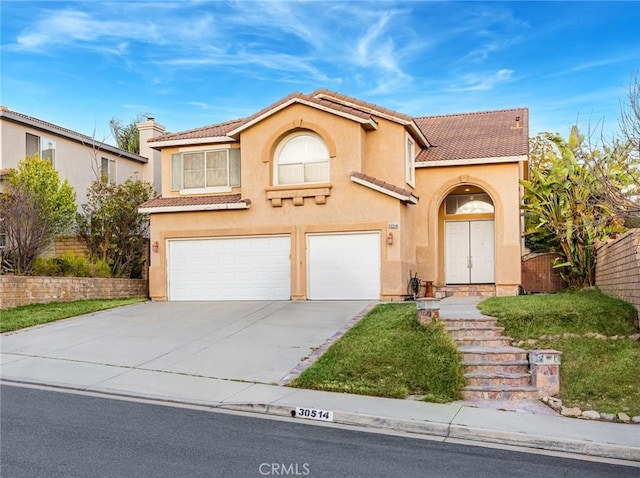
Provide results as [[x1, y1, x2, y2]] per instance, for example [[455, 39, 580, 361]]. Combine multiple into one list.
[[464, 372, 531, 379], [461, 360, 530, 366], [463, 385, 539, 392], [457, 346, 526, 353]]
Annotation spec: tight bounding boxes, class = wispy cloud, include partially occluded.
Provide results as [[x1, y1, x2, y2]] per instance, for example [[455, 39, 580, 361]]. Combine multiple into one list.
[[449, 69, 515, 92]]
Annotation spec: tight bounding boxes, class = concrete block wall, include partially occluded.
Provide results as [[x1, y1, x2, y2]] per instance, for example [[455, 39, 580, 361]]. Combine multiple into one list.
[[0, 276, 148, 310], [521, 252, 565, 294], [595, 229, 640, 318]]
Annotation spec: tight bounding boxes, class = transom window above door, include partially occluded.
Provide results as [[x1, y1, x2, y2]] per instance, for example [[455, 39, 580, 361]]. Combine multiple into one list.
[[445, 193, 494, 215], [274, 132, 330, 185]]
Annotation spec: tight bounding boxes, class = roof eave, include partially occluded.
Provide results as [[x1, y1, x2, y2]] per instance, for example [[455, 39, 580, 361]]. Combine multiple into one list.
[[0, 109, 148, 164], [415, 155, 528, 168], [148, 136, 237, 149], [227, 97, 378, 138], [350, 175, 419, 205], [138, 201, 250, 214]]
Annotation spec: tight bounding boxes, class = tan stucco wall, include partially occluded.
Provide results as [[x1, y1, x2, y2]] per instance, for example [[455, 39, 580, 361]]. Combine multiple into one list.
[[150, 104, 419, 301], [414, 163, 523, 296], [149, 102, 524, 300]]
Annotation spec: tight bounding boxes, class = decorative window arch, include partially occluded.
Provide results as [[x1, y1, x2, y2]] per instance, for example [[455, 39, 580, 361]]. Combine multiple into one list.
[[274, 131, 330, 185]]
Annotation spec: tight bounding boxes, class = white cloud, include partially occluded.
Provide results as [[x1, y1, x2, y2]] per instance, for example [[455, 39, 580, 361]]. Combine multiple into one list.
[[450, 69, 515, 92]]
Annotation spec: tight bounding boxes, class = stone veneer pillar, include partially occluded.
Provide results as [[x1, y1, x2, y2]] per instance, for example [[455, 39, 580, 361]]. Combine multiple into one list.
[[528, 349, 562, 397], [416, 297, 440, 325]]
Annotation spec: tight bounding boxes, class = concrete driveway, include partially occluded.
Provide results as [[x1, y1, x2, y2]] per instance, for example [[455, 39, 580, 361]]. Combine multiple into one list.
[[0, 301, 372, 385]]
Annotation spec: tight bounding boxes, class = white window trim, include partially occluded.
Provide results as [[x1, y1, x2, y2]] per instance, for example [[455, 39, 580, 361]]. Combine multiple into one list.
[[273, 131, 330, 186], [405, 133, 415, 188], [172, 147, 240, 193]]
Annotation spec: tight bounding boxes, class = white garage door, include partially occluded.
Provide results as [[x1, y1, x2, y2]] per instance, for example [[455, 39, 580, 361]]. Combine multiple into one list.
[[168, 236, 291, 301], [307, 232, 380, 300]]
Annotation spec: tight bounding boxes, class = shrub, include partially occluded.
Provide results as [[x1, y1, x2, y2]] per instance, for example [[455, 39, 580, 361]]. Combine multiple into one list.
[[32, 253, 111, 278]]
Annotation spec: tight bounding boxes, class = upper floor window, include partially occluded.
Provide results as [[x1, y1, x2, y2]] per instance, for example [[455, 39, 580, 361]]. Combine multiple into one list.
[[101, 157, 117, 184], [445, 193, 494, 215], [274, 132, 329, 185], [26, 133, 56, 165], [171, 148, 240, 192]]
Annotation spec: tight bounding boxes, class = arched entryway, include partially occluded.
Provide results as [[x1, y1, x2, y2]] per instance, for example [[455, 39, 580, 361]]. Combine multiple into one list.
[[441, 185, 495, 284]]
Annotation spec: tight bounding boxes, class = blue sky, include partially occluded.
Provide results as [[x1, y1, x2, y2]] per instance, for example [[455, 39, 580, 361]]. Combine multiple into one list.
[[2, 1, 639, 145]]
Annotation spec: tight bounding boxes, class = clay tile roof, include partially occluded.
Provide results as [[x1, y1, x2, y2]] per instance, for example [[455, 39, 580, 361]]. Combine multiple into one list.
[[148, 118, 246, 143], [350, 171, 418, 203], [414, 108, 529, 162], [139, 194, 245, 209]]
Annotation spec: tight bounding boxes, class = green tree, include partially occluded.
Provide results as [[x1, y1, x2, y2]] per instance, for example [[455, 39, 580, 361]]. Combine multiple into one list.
[[0, 155, 76, 273], [522, 128, 625, 287], [109, 113, 149, 153], [76, 177, 154, 278]]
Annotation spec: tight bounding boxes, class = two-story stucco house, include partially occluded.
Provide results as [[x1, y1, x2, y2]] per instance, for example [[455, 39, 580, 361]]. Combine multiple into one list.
[[0, 106, 165, 202], [140, 89, 528, 301]]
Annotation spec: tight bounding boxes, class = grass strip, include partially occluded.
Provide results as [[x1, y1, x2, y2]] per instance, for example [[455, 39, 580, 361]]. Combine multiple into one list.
[[478, 289, 638, 341], [1, 298, 147, 333], [289, 303, 465, 403]]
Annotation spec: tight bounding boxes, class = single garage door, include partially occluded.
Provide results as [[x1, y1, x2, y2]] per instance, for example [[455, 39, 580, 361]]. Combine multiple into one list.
[[168, 236, 291, 301], [307, 232, 380, 300]]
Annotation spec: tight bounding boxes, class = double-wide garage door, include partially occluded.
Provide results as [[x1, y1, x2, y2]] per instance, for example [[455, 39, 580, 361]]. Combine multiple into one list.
[[168, 236, 291, 301], [167, 232, 380, 301]]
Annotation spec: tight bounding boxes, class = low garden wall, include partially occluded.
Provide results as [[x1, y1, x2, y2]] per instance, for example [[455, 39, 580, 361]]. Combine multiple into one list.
[[595, 229, 640, 320], [0, 275, 148, 310]]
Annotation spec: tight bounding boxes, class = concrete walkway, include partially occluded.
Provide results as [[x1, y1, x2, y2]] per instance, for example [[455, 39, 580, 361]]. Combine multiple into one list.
[[1, 297, 638, 463]]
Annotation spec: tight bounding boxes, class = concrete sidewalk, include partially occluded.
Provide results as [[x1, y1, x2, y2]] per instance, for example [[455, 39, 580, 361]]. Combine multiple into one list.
[[1, 297, 639, 463]]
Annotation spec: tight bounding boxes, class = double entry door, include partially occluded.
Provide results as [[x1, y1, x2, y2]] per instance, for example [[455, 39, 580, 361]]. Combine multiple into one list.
[[445, 220, 495, 284]]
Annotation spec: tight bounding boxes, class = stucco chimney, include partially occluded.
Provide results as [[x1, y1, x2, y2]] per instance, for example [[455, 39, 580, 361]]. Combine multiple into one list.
[[137, 119, 165, 194]]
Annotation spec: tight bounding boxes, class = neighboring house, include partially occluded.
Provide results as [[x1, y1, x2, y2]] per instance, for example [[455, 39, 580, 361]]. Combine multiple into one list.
[[140, 89, 528, 301], [0, 106, 165, 202]]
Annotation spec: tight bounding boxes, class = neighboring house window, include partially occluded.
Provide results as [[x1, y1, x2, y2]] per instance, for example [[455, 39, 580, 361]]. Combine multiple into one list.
[[26, 133, 56, 165], [274, 132, 329, 185], [101, 157, 117, 184], [171, 148, 240, 192], [445, 194, 494, 215], [405, 134, 415, 187]]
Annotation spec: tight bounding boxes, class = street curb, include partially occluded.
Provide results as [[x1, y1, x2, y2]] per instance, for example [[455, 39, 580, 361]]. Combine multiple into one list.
[[4, 380, 639, 463], [218, 402, 640, 462]]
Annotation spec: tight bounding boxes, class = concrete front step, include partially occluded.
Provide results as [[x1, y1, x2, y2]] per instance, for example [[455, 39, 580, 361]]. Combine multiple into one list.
[[462, 360, 530, 374], [436, 285, 496, 298], [458, 346, 528, 363], [446, 326, 506, 338], [454, 336, 514, 347], [440, 318, 500, 329], [465, 372, 532, 387], [462, 385, 539, 401]]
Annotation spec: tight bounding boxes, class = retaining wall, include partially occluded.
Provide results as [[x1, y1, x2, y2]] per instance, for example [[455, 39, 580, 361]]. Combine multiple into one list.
[[0, 276, 148, 310], [595, 229, 640, 319]]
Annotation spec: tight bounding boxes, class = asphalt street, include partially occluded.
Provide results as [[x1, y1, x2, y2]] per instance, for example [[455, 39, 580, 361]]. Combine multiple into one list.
[[1, 384, 635, 478]]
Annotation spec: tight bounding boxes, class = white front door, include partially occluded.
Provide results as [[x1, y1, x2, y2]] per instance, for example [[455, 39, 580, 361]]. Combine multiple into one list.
[[307, 232, 380, 300], [445, 220, 495, 284]]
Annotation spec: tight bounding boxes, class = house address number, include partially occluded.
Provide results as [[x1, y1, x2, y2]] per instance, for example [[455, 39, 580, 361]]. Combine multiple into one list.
[[293, 407, 334, 422]]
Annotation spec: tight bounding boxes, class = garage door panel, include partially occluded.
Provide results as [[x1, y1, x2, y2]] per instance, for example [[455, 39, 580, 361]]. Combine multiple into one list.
[[168, 236, 291, 301], [307, 233, 380, 300]]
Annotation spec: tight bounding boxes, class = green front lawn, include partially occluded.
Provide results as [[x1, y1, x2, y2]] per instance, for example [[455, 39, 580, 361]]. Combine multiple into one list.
[[289, 303, 465, 403], [479, 290, 640, 416], [0, 298, 147, 333]]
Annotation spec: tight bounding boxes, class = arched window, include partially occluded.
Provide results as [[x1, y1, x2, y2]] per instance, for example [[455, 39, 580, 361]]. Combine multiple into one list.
[[445, 193, 494, 215], [274, 132, 330, 185]]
